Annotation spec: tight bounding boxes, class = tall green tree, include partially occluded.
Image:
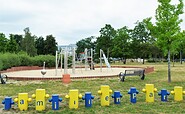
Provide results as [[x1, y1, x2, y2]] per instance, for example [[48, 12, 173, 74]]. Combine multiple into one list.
[[96, 24, 116, 58], [131, 20, 155, 64], [10, 34, 23, 51], [35, 36, 45, 55], [0, 33, 8, 53], [144, 0, 184, 82], [112, 26, 131, 64], [44, 35, 57, 55], [177, 30, 185, 64], [21, 27, 37, 56], [76, 36, 96, 56], [6, 35, 19, 53]]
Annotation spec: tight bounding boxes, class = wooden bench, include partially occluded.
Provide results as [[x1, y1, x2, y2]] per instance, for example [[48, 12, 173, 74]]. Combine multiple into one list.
[[118, 69, 145, 82], [0, 73, 7, 84]]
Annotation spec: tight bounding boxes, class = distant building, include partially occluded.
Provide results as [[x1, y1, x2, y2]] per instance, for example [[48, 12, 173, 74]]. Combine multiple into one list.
[[58, 44, 77, 51], [58, 44, 77, 55]]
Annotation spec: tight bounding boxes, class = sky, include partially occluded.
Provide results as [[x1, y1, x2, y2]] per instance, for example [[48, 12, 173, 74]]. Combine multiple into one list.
[[1, 0, 185, 45]]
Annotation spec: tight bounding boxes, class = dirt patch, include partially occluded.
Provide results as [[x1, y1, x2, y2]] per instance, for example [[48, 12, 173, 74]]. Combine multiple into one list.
[[7, 80, 43, 86]]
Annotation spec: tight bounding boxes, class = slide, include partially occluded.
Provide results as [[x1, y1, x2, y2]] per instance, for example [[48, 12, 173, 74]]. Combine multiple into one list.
[[102, 53, 111, 68]]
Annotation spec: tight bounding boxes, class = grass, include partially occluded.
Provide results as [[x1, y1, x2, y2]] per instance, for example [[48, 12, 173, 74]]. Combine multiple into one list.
[[0, 62, 185, 113]]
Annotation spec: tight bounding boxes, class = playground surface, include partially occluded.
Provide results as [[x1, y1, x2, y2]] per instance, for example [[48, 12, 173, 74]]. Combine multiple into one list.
[[5, 67, 142, 80]]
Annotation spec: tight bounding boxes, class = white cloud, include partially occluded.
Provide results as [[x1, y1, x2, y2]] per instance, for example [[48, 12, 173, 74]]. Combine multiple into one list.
[[0, 0, 184, 45]]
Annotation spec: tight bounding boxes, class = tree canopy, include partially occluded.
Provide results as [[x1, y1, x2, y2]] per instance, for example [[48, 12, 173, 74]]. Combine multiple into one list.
[[0, 28, 58, 57], [144, 0, 184, 82]]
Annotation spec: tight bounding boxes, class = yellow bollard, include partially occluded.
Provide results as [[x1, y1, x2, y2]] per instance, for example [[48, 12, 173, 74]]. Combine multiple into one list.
[[142, 84, 157, 102], [14, 93, 32, 111], [32, 89, 49, 111], [171, 86, 185, 101], [98, 85, 112, 106], [65, 89, 82, 109]]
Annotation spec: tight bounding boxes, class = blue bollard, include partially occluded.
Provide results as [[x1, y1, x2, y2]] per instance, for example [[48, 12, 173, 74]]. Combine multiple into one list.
[[49, 94, 62, 110], [112, 91, 122, 104], [2, 97, 14, 110], [158, 89, 170, 102], [82, 92, 94, 108], [128, 87, 139, 103]]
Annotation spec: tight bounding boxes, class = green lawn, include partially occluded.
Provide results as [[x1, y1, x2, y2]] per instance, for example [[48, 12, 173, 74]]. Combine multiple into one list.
[[0, 63, 185, 114]]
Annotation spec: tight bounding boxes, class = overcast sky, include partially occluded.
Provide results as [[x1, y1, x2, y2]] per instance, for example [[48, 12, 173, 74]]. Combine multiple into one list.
[[1, 0, 185, 45]]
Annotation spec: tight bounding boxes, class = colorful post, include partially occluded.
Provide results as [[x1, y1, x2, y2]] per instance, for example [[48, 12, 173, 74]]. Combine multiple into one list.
[[32, 89, 49, 111], [82, 92, 94, 108], [98, 85, 112, 106], [65, 89, 82, 109], [2, 97, 14, 110], [14, 93, 32, 111], [111, 91, 122, 104], [158, 89, 170, 102], [171, 86, 185, 101], [128, 87, 139, 103], [49, 94, 62, 110], [142, 84, 157, 102]]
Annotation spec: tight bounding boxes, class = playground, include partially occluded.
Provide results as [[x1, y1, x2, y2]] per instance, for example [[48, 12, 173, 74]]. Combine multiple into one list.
[[1, 48, 147, 81], [0, 63, 185, 114], [0, 48, 184, 114]]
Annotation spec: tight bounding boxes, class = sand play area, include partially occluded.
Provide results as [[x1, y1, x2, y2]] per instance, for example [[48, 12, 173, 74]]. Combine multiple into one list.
[[5, 67, 143, 79]]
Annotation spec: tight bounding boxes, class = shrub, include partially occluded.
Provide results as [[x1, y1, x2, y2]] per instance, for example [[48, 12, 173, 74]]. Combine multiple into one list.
[[0, 52, 72, 70], [18, 53, 33, 66], [32, 55, 55, 67], [0, 53, 21, 70]]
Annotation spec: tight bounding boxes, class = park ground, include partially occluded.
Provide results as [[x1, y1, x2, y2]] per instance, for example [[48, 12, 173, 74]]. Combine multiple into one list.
[[0, 62, 185, 114]]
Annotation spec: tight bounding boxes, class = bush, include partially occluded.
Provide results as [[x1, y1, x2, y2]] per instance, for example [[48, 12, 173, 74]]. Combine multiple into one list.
[[32, 55, 55, 67], [0, 52, 74, 70], [0, 53, 21, 70], [18, 53, 33, 66]]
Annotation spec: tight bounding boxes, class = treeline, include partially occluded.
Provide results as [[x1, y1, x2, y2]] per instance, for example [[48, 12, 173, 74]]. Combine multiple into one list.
[[76, 0, 184, 83], [76, 0, 185, 64], [0, 27, 58, 70], [76, 20, 185, 64], [76, 21, 163, 64], [0, 27, 57, 56]]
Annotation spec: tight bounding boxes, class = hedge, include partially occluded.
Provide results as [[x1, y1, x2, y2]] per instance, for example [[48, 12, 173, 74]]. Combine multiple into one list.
[[0, 53, 56, 71], [32, 55, 56, 67]]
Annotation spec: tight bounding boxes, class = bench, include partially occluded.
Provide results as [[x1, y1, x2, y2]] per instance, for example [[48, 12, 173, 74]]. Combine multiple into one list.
[[118, 69, 145, 82], [0, 73, 7, 84]]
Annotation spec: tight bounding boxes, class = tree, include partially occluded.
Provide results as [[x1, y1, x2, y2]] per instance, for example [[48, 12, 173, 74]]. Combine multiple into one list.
[[96, 24, 116, 58], [112, 26, 131, 64], [35, 36, 45, 55], [0, 33, 8, 53], [131, 20, 155, 64], [6, 35, 19, 53], [144, 0, 184, 82], [10, 34, 23, 51], [44, 35, 57, 55], [76, 36, 96, 56], [177, 30, 185, 64], [21, 27, 37, 56]]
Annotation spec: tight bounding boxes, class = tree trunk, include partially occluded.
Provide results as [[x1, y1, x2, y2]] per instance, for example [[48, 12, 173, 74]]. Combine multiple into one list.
[[121, 57, 125, 64], [173, 54, 174, 67], [124, 56, 126, 64], [180, 50, 182, 64], [168, 50, 171, 82], [143, 58, 145, 64]]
